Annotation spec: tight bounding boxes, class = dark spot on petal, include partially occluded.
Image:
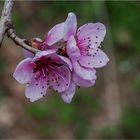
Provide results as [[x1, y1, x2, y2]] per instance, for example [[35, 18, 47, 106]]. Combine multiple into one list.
[[58, 84, 60, 87], [97, 28, 99, 30], [42, 86, 44, 88], [35, 77, 38, 80], [66, 83, 68, 86], [88, 62, 90, 65], [95, 42, 97, 44], [56, 90, 58, 92], [96, 36, 98, 38], [100, 61, 102, 63]]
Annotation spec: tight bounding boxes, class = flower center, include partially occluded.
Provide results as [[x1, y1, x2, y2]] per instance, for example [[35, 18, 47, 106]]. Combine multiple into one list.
[[33, 56, 63, 77]]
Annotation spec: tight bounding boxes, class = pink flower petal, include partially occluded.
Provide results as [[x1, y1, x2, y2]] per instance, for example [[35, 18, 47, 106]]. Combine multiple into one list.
[[45, 22, 65, 46], [79, 48, 109, 68], [77, 23, 106, 48], [67, 36, 81, 61], [61, 81, 76, 104], [13, 58, 35, 84], [64, 12, 77, 41], [73, 71, 96, 87], [23, 49, 34, 58], [56, 55, 73, 71], [33, 50, 57, 61], [25, 75, 49, 102], [73, 60, 96, 81], [50, 53, 72, 71], [49, 66, 71, 92]]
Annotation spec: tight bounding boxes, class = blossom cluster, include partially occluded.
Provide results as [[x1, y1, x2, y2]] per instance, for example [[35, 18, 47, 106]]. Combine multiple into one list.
[[13, 12, 109, 103]]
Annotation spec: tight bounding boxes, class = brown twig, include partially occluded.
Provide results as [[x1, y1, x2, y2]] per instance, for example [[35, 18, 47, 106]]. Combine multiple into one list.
[[0, 0, 39, 54]]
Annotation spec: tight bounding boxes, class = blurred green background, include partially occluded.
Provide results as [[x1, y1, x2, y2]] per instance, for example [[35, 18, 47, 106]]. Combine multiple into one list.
[[0, 1, 140, 139]]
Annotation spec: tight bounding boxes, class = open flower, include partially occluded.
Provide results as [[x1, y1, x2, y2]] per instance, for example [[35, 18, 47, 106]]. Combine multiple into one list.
[[64, 12, 109, 69], [16, 12, 109, 104], [13, 50, 71, 102], [44, 12, 109, 103]]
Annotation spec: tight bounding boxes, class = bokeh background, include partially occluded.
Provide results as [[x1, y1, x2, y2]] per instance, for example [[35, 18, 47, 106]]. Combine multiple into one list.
[[0, 1, 140, 139]]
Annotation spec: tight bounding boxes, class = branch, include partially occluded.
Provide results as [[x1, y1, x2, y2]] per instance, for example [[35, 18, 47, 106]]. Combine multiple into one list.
[[7, 27, 39, 53], [0, 0, 13, 46], [0, 0, 39, 54]]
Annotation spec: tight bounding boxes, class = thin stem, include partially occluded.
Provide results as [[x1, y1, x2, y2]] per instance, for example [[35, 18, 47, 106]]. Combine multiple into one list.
[[0, 0, 39, 54], [7, 28, 39, 53]]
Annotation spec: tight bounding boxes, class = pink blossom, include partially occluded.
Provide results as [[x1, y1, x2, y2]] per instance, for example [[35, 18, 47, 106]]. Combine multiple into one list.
[[45, 12, 109, 103], [21, 24, 74, 103], [16, 13, 109, 104], [13, 50, 71, 102], [64, 12, 109, 69]]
